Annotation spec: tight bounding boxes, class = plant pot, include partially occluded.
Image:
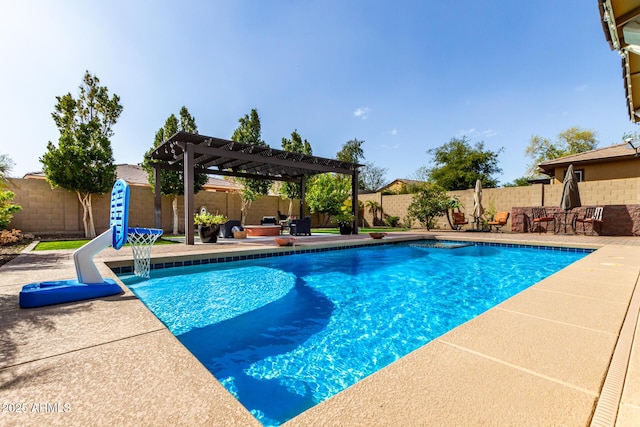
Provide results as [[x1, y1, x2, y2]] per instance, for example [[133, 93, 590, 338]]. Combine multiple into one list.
[[198, 225, 219, 243], [339, 224, 353, 235], [274, 237, 296, 246]]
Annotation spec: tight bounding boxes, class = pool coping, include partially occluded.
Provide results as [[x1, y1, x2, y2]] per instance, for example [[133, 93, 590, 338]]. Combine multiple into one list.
[[2, 232, 640, 426]]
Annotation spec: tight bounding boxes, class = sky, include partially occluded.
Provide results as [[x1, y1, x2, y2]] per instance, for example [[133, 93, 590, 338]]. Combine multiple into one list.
[[1, 0, 638, 185]]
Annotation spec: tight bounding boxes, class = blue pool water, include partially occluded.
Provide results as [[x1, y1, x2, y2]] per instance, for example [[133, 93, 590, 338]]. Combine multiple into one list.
[[120, 241, 588, 426]]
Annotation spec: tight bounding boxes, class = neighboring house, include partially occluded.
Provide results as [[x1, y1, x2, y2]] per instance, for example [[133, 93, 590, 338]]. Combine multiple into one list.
[[23, 164, 242, 193], [378, 179, 426, 194], [536, 143, 640, 184]]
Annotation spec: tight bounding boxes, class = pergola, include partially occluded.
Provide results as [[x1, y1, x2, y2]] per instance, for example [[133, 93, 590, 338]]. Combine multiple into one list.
[[147, 131, 363, 244]]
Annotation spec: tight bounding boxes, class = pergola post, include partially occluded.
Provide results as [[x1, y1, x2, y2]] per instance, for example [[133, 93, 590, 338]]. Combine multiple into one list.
[[300, 177, 306, 218], [184, 144, 195, 245], [352, 170, 359, 234], [153, 165, 162, 230]]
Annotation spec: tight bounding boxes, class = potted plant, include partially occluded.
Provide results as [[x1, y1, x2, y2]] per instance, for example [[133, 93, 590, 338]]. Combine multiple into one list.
[[332, 212, 355, 235], [194, 212, 228, 243]]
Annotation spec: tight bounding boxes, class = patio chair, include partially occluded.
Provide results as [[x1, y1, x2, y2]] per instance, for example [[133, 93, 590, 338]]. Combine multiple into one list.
[[575, 207, 603, 235], [289, 216, 311, 236], [451, 212, 468, 231], [531, 207, 554, 233], [261, 216, 278, 225], [488, 211, 510, 232], [218, 220, 242, 238]]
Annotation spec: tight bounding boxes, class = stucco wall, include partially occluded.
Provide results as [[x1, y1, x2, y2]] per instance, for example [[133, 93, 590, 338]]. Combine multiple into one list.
[[552, 160, 640, 184]]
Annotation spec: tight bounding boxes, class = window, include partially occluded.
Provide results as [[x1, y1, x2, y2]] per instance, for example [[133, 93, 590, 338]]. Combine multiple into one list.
[[562, 168, 584, 182]]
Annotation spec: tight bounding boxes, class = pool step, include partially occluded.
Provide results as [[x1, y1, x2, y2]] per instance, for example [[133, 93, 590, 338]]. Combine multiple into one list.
[[409, 242, 473, 250]]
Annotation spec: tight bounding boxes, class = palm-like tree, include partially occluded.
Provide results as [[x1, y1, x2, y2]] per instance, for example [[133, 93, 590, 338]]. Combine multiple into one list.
[[366, 200, 382, 226]]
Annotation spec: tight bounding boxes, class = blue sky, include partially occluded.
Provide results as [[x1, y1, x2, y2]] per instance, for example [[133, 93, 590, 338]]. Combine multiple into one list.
[[1, 0, 637, 185]]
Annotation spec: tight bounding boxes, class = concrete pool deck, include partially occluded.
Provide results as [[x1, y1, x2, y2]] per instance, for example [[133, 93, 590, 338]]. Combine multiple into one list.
[[2, 231, 640, 426]]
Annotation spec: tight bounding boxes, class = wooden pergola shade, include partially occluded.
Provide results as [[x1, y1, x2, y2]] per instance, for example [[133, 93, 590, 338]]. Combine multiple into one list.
[[147, 131, 362, 244]]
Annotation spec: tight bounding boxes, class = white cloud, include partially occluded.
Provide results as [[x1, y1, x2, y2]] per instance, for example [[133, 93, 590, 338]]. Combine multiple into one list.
[[457, 128, 477, 137], [457, 128, 497, 138], [389, 128, 398, 136], [353, 107, 370, 119]]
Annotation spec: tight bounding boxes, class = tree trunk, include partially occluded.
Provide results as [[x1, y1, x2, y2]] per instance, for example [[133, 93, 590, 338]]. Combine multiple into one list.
[[240, 199, 252, 226], [76, 191, 96, 238], [288, 199, 293, 217], [172, 196, 178, 235], [445, 209, 455, 230]]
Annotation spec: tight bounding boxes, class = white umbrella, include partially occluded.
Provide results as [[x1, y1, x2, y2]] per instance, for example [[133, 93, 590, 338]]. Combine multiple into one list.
[[473, 179, 484, 230]]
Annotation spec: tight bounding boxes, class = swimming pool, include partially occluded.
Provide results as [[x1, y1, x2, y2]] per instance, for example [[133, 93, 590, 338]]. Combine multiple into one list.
[[120, 241, 589, 426]]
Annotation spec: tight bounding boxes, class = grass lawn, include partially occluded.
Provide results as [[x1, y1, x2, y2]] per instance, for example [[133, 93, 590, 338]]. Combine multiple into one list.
[[35, 238, 177, 251]]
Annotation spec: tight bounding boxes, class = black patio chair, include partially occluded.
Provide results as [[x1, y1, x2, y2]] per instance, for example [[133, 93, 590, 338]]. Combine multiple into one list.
[[289, 216, 311, 236], [261, 216, 278, 225], [218, 220, 242, 238]]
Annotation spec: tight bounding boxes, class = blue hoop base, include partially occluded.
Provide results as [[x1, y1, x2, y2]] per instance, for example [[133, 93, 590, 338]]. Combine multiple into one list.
[[19, 279, 122, 309]]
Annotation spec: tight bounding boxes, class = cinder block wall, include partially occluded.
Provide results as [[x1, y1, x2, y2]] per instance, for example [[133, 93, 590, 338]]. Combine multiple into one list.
[[6, 178, 307, 235], [7, 177, 640, 235]]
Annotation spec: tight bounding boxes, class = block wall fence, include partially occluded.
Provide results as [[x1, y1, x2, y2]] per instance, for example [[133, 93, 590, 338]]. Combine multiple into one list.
[[7, 177, 640, 236]]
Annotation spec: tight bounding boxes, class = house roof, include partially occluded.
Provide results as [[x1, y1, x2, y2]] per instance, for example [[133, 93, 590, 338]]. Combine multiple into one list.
[[537, 143, 637, 174], [23, 164, 243, 192], [377, 178, 426, 192], [600, 0, 640, 122]]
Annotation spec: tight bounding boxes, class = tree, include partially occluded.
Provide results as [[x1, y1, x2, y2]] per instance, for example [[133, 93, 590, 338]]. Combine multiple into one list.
[[336, 138, 365, 164], [360, 162, 387, 192], [231, 109, 272, 225], [425, 136, 503, 190], [280, 130, 312, 215], [503, 177, 532, 187], [337, 138, 371, 189], [366, 200, 382, 225], [40, 71, 121, 238], [305, 173, 351, 225], [142, 106, 207, 235], [525, 126, 598, 177], [0, 154, 14, 183], [407, 183, 451, 230], [0, 154, 20, 229]]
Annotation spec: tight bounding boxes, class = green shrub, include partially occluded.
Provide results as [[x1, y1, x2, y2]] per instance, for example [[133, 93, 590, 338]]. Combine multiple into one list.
[[385, 216, 400, 227], [0, 190, 21, 230]]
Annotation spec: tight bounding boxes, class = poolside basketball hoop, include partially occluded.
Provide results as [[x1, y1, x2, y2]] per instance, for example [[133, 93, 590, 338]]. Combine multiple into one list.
[[19, 179, 163, 308], [127, 227, 163, 278]]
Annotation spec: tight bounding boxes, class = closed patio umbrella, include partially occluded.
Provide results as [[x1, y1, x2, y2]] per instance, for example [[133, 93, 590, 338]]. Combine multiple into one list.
[[560, 164, 581, 233], [472, 179, 484, 230]]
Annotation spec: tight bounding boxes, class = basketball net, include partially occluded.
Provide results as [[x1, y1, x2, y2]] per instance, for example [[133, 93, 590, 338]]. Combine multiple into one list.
[[127, 227, 163, 278]]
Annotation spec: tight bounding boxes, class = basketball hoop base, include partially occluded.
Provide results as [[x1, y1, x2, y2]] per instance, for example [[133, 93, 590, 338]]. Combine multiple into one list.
[[19, 279, 122, 309]]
